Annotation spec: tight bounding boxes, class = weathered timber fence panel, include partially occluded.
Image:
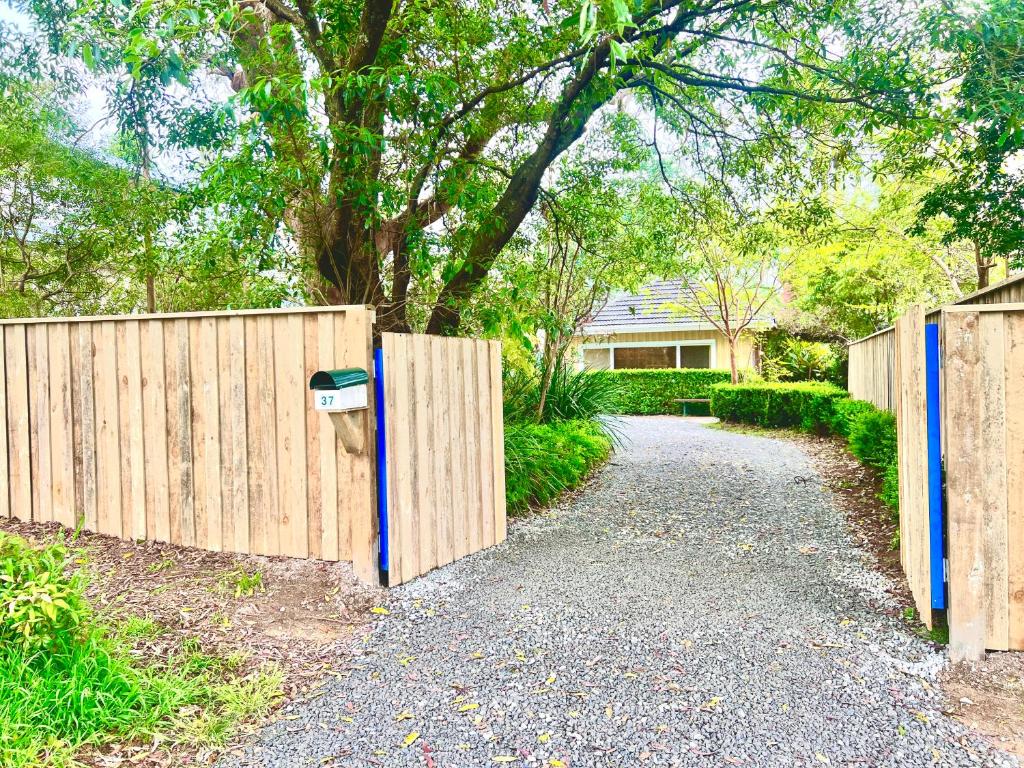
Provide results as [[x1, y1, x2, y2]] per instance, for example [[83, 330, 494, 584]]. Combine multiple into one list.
[[0, 307, 378, 582], [848, 327, 896, 412], [943, 306, 1024, 659], [380, 333, 506, 586], [894, 306, 933, 628]]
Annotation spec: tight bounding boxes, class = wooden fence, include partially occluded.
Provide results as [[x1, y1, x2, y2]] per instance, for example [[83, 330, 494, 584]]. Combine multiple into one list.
[[0, 307, 509, 586], [848, 272, 1024, 413], [942, 306, 1024, 658], [379, 333, 506, 586], [891, 302, 1024, 659], [848, 327, 896, 412]]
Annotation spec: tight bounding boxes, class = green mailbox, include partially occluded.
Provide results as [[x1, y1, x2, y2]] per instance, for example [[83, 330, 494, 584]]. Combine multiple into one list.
[[309, 368, 369, 413]]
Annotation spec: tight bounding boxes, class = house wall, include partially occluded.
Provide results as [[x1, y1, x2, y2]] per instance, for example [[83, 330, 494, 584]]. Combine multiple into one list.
[[572, 329, 758, 371]]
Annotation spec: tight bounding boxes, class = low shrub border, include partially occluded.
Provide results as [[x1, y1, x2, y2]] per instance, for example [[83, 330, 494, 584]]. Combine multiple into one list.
[[591, 369, 733, 415], [710, 382, 899, 516], [504, 420, 613, 515]]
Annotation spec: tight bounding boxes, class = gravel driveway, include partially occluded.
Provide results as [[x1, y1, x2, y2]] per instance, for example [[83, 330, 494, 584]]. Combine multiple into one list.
[[222, 417, 1015, 768]]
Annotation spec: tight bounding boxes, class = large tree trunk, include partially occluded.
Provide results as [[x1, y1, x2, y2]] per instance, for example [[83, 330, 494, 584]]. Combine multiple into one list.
[[975, 240, 993, 290], [728, 339, 739, 384]]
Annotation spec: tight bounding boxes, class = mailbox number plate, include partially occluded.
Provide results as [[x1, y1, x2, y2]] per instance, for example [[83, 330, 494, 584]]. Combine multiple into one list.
[[314, 384, 368, 412]]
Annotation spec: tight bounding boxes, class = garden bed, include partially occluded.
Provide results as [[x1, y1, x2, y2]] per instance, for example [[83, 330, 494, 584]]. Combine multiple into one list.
[[0, 517, 380, 767]]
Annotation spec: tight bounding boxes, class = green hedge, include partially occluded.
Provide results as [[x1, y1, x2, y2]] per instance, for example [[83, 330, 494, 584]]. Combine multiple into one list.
[[591, 369, 733, 415], [504, 420, 612, 515], [709, 382, 848, 431], [710, 382, 899, 515]]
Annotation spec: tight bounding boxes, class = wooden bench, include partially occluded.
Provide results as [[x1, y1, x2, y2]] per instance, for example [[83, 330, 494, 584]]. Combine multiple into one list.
[[671, 398, 711, 416]]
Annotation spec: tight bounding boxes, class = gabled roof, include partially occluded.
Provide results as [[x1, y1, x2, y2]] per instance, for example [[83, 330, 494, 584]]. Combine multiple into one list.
[[578, 278, 773, 336]]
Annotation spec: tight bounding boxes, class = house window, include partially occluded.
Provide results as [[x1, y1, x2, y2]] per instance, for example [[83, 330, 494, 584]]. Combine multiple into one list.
[[613, 345, 676, 369], [679, 345, 711, 369]]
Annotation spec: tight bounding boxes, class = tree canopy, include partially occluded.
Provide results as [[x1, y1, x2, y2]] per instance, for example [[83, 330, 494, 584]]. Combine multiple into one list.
[[10, 0, 943, 332]]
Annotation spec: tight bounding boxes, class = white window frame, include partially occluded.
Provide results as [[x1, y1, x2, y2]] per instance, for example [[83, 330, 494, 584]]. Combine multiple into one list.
[[580, 339, 718, 370]]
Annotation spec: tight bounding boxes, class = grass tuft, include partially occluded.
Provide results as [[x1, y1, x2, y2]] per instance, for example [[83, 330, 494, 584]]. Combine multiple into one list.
[[0, 532, 282, 768]]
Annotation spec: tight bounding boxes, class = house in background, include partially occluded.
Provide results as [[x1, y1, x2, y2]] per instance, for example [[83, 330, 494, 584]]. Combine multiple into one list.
[[573, 279, 774, 371]]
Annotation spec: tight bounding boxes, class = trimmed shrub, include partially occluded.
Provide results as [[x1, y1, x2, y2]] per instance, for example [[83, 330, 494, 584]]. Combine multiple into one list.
[[847, 408, 898, 471], [709, 382, 848, 432], [504, 420, 612, 515], [591, 368, 733, 415]]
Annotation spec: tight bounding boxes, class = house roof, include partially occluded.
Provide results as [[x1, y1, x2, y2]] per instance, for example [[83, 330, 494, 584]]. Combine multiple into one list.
[[578, 278, 773, 336]]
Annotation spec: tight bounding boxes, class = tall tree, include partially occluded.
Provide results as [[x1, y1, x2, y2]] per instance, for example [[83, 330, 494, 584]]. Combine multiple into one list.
[[19, 0, 935, 333], [664, 198, 783, 383], [906, 0, 1024, 283]]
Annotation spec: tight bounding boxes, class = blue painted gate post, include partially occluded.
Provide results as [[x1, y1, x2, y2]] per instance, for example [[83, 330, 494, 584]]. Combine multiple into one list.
[[924, 323, 946, 610], [373, 347, 389, 582]]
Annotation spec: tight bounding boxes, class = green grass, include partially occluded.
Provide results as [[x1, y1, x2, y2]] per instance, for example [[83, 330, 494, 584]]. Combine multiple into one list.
[[0, 532, 283, 767]]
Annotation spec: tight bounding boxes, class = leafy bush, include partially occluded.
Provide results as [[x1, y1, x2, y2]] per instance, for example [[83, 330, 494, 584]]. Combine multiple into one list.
[[0, 532, 282, 768], [847, 409, 898, 471], [504, 364, 624, 424], [709, 382, 848, 432], [590, 368, 733, 415], [505, 420, 612, 514], [0, 534, 89, 651]]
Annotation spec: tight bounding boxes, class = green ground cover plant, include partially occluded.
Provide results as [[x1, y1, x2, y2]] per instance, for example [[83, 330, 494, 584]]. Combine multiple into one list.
[[503, 365, 616, 514], [0, 531, 282, 768], [710, 383, 899, 516]]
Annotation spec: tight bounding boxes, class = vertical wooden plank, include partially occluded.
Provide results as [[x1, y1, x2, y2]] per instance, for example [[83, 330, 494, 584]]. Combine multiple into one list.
[[462, 339, 483, 553], [979, 311, 1009, 650], [273, 313, 308, 558], [303, 314, 325, 560], [189, 317, 223, 552], [475, 340, 495, 548], [116, 322, 147, 540], [218, 316, 249, 554], [944, 310, 987, 660], [489, 341, 507, 543], [387, 334, 417, 584], [895, 308, 931, 626], [316, 314, 339, 560], [447, 338, 469, 561], [140, 320, 171, 543], [340, 310, 376, 581], [413, 334, 436, 573], [47, 323, 75, 528], [0, 328, 7, 519], [6, 325, 31, 521], [164, 319, 194, 546], [75, 324, 97, 531], [1004, 311, 1024, 649], [245, 315, 279, 556], [27, 325, 52, 523], [431, 335, 454, 568], [93, 321, 121, 537]]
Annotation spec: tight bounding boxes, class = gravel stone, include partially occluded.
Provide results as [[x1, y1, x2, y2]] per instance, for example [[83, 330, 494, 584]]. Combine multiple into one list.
[[219, 416, 1016, 768]]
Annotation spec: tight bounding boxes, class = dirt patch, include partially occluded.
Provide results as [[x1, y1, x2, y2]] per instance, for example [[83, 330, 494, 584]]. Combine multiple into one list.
[[942, 654, 1024, 758], [0, 516, 382, 765]]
